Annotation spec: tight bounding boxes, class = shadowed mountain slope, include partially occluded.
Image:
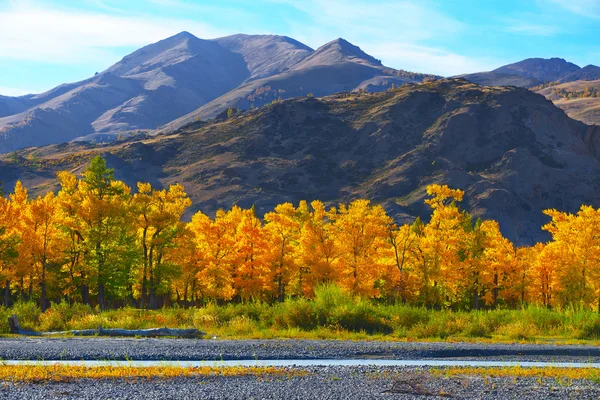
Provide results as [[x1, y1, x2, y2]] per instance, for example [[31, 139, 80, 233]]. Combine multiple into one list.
[[462, 58, 599, 88], [559, 65, 600, 83], [160, 38, 439, 132], [3, 79, 600, 245], [493, 58, 580, 83], [460, 58, 600, 124]]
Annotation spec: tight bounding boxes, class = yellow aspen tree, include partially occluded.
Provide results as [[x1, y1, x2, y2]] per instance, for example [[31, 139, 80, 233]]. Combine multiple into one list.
[[535, 243, 556, 308], [56, 171, 89, 304], [296, 201, 340, 297], [456, 216, 487, 309], [543, 206, 600, 309], [132, 183, 191, 309], [0, 193, 19, 307], [479, 220, 515, 308], [27, 192, 62, 311], [333, 199, 391, 298], [233, 207, 270, 301], [10, 181, 34, 303], [263, 203, 301, 302], [190, 210, 237, 302], [385, 222, 419, 303], [416, 185, 466, 307], [168, 226, 202, 307], [511, 244, 541, 307], [75, 157, 136, 309]]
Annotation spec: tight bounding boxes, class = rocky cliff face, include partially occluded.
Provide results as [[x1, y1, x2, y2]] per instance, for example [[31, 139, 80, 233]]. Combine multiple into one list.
[[3, 79, 599, 244]]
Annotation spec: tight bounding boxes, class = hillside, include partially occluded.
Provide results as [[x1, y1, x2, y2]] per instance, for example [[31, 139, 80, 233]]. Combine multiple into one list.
[[2, 79, 600, 245], [459, 58, 600, 124], [462, 58, 587, 88], [0, 33, 438, 153], [160, 38, 439, 132], [0, 32, 314, 153], [536, 79, 600, 125]]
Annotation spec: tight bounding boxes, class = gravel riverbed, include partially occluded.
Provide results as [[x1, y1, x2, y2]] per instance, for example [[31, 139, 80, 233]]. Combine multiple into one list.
[[2, 337, 600, 362], [3, 339, 600, 399], [2, 366, 600, 399]]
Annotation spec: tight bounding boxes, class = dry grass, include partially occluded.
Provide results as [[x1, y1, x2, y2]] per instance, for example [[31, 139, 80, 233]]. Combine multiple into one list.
[[436, 366, 600, 382], [0, 364, 307, 383]]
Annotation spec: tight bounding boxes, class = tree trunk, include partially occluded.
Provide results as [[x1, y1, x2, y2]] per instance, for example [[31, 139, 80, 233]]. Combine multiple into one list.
[[98, 282, 105, 310], [277, 272, 284, 302], [41, 262, 47, 312], [4, 280, 10, 308], [40, 281, 47, 312], [81, 284, 90, 305]]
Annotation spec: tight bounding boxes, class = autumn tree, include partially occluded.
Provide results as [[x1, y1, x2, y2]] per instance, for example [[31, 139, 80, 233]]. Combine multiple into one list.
[[76, 156, 136, 308], [169, 226, 202, 307], [296, 201, 340, 297], [26, 192, 62, 311], [542, 206, 600, 309], [56, 171, 88, 304], [385, 221, 419, 303], [333, 200, 390, 298], [0, 193, 19, 307], [413, 185, 467, 307], [263, 203, 302, 301], [232, 206, 270, 301], [189, 209, 238, 302], [132, 183, 191, 309]]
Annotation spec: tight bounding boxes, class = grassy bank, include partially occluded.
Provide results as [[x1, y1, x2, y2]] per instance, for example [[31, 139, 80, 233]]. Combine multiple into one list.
[[0, 364, 304, 383], [3, 286, 600, 343]]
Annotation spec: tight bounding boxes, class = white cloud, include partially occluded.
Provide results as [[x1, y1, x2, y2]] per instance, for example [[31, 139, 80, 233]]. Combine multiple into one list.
[[0, 1, 229, 66], [270, 0, 494, 76], [367, 43, 500, 76], [547, 0, 600, 18], [0, 86, 35, 96], [274, 0, 463, 47], [504, 22, 559, 36]]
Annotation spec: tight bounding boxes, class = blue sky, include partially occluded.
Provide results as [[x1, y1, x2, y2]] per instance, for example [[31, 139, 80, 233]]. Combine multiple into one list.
[[0, 0, 599, 96]]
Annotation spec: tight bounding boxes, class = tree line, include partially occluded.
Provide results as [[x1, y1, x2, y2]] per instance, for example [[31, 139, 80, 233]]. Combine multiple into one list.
[[1, 156, 599, 311]]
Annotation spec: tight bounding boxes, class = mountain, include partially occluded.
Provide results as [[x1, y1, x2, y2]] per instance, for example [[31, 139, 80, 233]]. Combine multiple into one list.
[[536, 79, 600, 125], [461, 58, 599, 88], [213, 34, 313, 80], [494, 58, 580, 83], [454, 72, 539, 88], [3, 79, 600, 245], [0, 33, 439, 154], [160, 38, 439, 132], [459, 58, 600, 124], [559, 65, 600, 83], [0, 32, 313, 153]]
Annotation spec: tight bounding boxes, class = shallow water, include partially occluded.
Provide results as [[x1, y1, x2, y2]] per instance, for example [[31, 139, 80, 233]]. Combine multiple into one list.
[[4, 359, 600, 368]]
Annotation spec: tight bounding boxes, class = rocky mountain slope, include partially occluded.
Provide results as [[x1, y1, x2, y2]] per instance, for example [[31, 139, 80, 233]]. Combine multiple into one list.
[[3, 79, 600, 244], [462, 58, 600, 88], [0, 33, 436, 153], [536, 79, 600, 125], [0, 32, 314, 153], [159, 37, 439, 132], [460, 58, 600, 125]]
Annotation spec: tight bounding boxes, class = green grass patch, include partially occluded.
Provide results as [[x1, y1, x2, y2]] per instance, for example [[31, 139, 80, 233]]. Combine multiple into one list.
[[3, 285, 600, 343]]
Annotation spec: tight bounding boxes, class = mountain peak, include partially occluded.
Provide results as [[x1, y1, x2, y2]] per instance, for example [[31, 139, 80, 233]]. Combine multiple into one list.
[[172, 31, 196, 39], [299, 37, 382, 67], [105, 31, 207, 76], [493, 57, 580, 82]]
